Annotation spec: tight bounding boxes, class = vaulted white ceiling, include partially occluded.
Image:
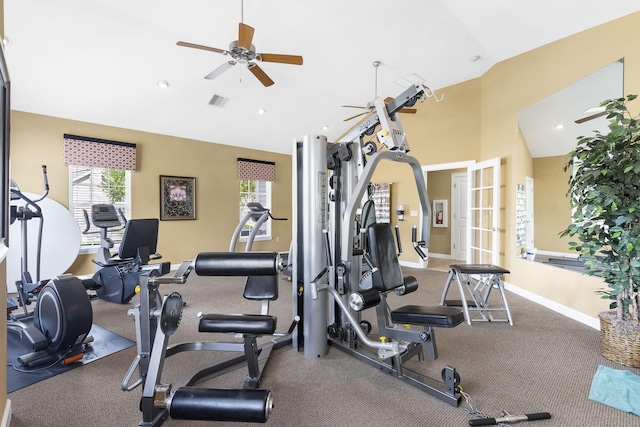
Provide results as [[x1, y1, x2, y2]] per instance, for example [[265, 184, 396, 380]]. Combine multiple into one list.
[[4, 1, 640, 155]]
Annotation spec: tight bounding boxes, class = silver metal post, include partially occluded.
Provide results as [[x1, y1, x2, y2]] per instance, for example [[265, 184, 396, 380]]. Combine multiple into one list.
[[293, 135, 329, 359]]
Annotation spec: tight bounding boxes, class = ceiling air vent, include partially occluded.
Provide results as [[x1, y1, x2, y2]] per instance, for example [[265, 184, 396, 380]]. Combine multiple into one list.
[[209, 94, 230, 108]]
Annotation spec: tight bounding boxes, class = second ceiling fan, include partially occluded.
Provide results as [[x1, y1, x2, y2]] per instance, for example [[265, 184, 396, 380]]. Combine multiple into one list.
[[177, 15, 303, 87], [342, 61, 417, 122]]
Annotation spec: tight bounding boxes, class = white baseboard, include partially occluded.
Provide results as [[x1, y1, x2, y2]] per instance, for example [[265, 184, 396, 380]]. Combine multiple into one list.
[[399, 259, 425, 269], [2, 399, 12, 427], [504, 281, 600, 330], [426, 252, 452, 259]]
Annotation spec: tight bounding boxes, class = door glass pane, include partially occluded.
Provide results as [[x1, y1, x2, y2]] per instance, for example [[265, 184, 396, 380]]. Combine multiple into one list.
[[482, 231, 493, 250], [482, 167, 494, 186], [482, 188, 493, 206], [482, 209, 492, 229], [472, 210, 481, 228]]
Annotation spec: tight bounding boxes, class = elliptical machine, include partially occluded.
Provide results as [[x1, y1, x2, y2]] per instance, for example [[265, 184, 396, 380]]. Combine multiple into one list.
[[6, 165, 93, 367]]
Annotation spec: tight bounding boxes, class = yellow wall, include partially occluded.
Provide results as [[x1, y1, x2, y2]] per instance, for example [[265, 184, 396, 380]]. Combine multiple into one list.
[[532, 155, 573, 253], [370, 78, 482, 264], [5, 8, 640, 408], [426, 168, 466, 255], [372, 13, 640, 319], [10, 111, 292, 276], [446, 12, 640, 318]]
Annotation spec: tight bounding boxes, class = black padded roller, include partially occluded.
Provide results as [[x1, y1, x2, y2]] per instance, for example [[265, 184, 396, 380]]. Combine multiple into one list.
[[194, 252, 279, 276], [349, 288, 381, 311], [395, 276, 419, 295], [169, 387, 273, 423]]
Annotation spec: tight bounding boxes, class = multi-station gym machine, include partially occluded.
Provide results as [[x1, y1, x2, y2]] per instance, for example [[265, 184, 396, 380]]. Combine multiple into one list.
[[120, 84, 466, 426], [291, 83, 466, 406]]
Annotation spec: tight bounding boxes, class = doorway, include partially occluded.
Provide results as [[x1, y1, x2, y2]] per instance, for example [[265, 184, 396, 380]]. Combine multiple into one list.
[[423, 161, 474, 268], [423, 158, 501, 266], [451, 171, 467, 260]]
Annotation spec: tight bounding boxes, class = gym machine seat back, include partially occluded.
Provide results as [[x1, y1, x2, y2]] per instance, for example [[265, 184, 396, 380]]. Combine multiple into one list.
[[367, 222, 466, 329]]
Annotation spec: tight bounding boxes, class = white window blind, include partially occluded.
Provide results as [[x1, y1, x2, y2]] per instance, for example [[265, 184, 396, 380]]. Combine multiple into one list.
[[65, 134, 134, 247]]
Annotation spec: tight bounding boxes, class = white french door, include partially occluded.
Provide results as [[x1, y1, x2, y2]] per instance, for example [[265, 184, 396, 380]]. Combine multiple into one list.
[[467, 157, 501, 265]]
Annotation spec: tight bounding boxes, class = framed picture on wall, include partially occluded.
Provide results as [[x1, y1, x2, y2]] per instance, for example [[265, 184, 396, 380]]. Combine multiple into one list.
[[160, 175, 196, 220], [432, 199, 447, 228]]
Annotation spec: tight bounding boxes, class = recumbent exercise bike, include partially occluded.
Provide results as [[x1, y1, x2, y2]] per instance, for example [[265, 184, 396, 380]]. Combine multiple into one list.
[[83, 204, 169, 304]]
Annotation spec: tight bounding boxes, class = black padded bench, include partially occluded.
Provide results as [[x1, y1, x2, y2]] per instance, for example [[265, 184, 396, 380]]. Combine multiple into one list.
[[194, 252, 282, 388], [367, 223, 465, 333], [440, 264, 513, 326], [391, 305, 466, 328]]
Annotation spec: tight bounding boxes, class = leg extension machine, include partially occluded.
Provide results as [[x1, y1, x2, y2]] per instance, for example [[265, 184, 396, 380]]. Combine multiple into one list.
[[123, 252, 297, 426]]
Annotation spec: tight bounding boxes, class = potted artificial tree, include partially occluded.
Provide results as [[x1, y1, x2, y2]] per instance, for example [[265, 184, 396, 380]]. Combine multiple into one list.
[[561, 94, 640, 368]]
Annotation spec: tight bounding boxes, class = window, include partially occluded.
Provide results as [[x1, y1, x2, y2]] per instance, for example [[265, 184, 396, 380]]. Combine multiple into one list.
[[69, 165, 131, 248], [63, 134, 136, 251], [239, 179, 272, 239]]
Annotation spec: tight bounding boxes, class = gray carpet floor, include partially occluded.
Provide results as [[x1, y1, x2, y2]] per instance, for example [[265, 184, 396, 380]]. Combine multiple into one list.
[[7, 267, 640, 426]]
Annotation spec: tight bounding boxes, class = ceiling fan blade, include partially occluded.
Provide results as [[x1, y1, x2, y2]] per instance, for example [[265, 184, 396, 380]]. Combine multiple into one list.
[[248, 63, 275, 87], [177, 41, 227, 55], [259, 53, 303, 65], [238, 23, 255, 50], [341, 105, 369, 110], [344, 112, 369, 122], [575, 111, 608, 124], [383, 97, 417, 114], [204, 61, 236, 80]]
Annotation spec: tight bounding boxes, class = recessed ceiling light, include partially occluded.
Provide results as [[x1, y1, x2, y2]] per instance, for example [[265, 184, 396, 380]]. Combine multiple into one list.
[[2, 37, 9, 46], [157, 80, 170, 89], [555, 123, 565, 130], [322, 125, 329, 131], [257, 108, 266, 115], [469, 55, 481, 62]]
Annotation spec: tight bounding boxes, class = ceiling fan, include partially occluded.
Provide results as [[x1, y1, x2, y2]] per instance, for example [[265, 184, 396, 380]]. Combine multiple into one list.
[[342, 61, 418, 122], [574, 110, 608, 124], [176, 2, 303, 87]]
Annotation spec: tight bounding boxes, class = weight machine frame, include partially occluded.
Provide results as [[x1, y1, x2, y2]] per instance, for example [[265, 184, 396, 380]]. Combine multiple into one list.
[[292, 83, 462, 406]]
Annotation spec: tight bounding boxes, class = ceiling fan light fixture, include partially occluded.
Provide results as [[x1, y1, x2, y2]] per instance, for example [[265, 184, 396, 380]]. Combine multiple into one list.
[[177, 20, 302, 87]]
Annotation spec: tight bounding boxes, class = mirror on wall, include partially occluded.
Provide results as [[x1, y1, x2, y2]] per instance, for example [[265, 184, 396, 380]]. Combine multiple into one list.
[[517, 59, 624, 270]]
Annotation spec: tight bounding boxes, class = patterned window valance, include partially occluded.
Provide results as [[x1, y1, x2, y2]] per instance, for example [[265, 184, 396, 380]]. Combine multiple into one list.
[[237, 158, 275, 182], [63, 134, 137, 170]]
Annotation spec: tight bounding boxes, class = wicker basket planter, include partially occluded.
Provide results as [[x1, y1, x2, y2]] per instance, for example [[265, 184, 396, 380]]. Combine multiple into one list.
[[599, 312, 640, 368]]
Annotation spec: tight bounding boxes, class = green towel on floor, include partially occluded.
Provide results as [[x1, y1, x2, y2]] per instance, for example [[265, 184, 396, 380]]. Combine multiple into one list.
[[589, 365, 640, 416]]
